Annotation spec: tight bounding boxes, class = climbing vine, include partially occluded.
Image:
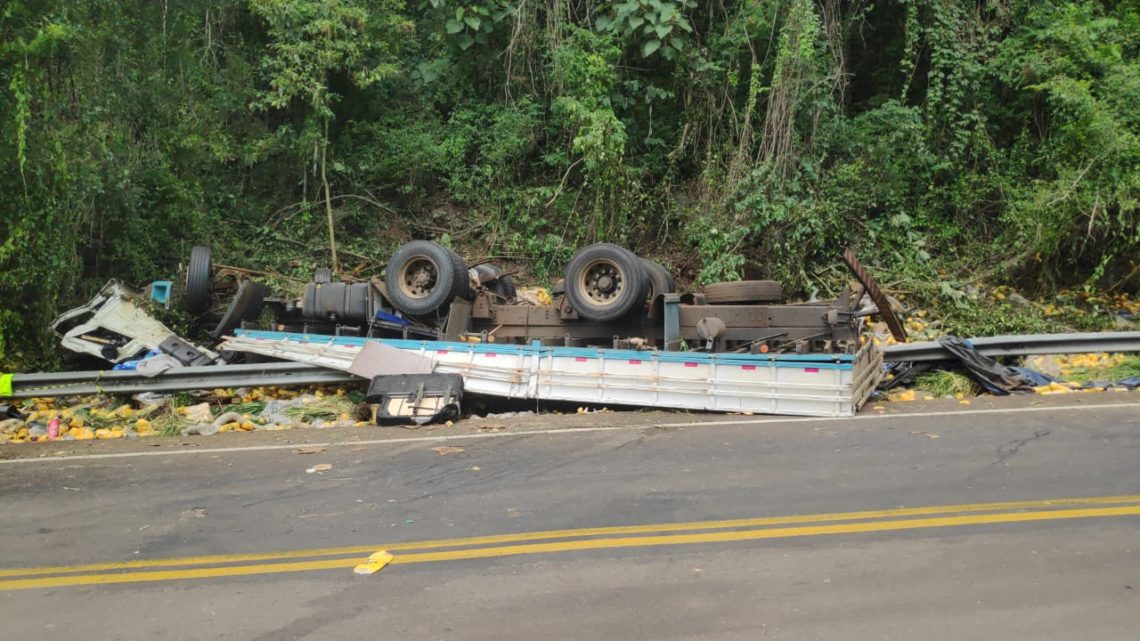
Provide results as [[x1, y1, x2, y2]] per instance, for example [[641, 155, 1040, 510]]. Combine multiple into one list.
[[0, 0, 1137, 367]]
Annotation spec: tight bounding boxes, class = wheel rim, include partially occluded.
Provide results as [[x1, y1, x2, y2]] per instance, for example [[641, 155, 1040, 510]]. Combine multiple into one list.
[[398, 256, 439, 299], [578, 259, 627, 307]]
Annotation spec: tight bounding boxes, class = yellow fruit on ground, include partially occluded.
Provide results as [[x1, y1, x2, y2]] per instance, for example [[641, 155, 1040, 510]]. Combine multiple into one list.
[[239, 422, 255, 431], [74, 428, 95, 440]]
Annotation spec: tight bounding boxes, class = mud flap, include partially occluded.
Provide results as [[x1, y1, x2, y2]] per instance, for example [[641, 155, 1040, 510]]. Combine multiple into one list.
[[366, 374, 463, 425]]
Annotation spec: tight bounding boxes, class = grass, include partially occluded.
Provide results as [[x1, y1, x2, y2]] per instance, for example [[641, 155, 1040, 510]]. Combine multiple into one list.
[[211, 402, 267, 417], [1063, 354, 1140, 385], [152, 412, 192, 436], [282, 396, 358, 424], [914, 370, 979, 398]]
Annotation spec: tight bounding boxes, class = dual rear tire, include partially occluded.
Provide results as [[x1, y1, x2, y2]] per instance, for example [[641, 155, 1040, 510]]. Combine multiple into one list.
[[564, 245, 676, 322], [384, 241, 471, 316]]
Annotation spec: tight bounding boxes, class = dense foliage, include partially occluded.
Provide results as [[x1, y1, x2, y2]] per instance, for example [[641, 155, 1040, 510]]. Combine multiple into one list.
[[2, 0, 1138, 368]]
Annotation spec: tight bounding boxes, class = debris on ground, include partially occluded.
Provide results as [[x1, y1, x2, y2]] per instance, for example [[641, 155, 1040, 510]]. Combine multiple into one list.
[[282, 395, 359, 429], [471, 411, 535, 420], [515, 287, 553, 306], [879, 347, 1140, 403], [932, 336, 1040, 395], [353, 550, 394, 575], [0, 384, 366, 443]]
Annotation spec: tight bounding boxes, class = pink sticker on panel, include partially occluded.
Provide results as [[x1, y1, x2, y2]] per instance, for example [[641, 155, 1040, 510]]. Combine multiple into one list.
[[742, 365, 757, 371], [575, 357, 588, 362], [628, 359, 642, 365], [684, 362, 698, 368], [804, 367, 820, 373]]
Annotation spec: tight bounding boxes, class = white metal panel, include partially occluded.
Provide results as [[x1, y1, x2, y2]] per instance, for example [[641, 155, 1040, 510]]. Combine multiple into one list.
[[222, 333, 882, 418]]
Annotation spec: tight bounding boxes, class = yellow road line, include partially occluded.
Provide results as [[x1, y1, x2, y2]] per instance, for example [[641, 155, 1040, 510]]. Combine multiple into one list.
[[390, 505, 1140, 565], [0, 558, 359, 591], [3, 494, 1139, 579], [1, 503, 1138, 591]]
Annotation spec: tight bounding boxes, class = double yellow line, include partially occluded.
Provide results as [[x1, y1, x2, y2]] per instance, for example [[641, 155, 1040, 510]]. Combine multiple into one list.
[[4, 494, 1139, 591]]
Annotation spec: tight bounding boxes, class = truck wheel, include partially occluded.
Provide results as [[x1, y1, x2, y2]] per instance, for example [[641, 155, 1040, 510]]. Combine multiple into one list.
[[473, 264, 517, 301], [444, 247, 473, 300], [184, 245, 212, 314], [564, 243, 648, 322], [640, 258, 675, 299], [385, 241, 462, 315], [702, 280, 783, 304]]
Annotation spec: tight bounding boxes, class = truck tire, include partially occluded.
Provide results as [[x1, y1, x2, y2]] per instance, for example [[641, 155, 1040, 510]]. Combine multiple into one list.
[[640, 258, 675, 299], [473, 264, 517, 301], [385, 240, 462, 316], [564, 243, 648, 322], [702, 280, 783, 304], [184, 245, 212, 314], [444, 247, 473, 300]]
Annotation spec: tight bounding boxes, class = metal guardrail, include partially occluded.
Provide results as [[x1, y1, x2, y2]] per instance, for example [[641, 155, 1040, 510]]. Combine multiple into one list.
[[6, 362, 359, 399], [884, 331, 1140, 363]]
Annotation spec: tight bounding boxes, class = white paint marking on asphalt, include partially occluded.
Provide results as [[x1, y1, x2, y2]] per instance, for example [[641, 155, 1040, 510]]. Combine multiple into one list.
[[2, 401, 1137, 465]]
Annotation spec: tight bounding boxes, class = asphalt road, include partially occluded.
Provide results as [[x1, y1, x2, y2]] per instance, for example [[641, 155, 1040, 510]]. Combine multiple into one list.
[[2, 394, 1139, 640]]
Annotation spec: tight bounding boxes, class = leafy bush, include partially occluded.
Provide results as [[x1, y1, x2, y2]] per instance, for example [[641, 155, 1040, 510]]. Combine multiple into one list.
[[1, 0, 1137, 369]]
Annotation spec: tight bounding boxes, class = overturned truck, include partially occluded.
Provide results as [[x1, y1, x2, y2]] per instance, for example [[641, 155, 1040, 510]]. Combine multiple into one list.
[[248, 242, 890, 354], [46, 242, 892, 417]]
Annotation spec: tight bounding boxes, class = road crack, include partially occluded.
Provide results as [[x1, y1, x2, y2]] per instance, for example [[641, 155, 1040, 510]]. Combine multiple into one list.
[[992, 429, 1052, 466]]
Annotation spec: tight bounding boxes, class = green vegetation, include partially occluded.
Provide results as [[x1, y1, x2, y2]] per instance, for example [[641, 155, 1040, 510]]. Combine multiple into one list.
[[914, 370, 978, 398], [2, 1, 1138, 369], [1063, 354, 1140, 384], [282, 395, 357, 424]]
